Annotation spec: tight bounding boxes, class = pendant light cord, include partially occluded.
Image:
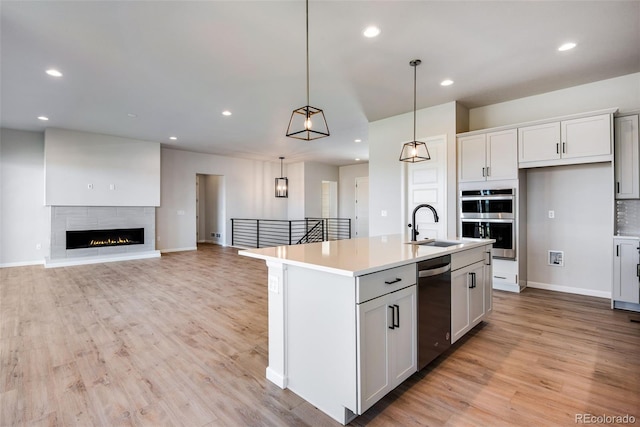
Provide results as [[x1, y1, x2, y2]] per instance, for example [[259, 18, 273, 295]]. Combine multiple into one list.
[[413, 62, 417, 142], [306, 0, 310, 107]]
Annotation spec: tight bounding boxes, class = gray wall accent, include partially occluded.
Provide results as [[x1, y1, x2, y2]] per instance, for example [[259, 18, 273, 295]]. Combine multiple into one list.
[[44, 128, 160, 206], [526, 163, 613, 295], [50, 206, 156, 260], [0, 129, 48, 266]]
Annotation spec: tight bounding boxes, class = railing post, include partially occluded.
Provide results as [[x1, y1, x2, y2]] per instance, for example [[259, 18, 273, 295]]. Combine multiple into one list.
[[231, 219, 235, 246], [289, 221, 292, 245], [256, 219, 260, 248]]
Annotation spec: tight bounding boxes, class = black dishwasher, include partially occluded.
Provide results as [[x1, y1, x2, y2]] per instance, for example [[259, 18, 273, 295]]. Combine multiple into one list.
[[417, 255, 452, 370]]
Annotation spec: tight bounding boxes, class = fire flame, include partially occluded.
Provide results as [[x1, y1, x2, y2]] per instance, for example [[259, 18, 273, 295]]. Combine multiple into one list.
[[89, 237, 133, 247]]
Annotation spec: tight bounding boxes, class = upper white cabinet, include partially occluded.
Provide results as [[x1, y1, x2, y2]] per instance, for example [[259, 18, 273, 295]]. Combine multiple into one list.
[[458, 129, 518, 182], [518, 113, 612, 168], [614, 115, 640, 199]]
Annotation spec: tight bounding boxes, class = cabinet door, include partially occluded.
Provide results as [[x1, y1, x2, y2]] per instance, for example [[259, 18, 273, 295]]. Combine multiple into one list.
[[483, 248, 493, 315], [451, 266, 471, 344], [357, 295, 391, 413], [468, 262, 485, 326], [518, 122, 561, 164], [615, 115, 640, 199], [613, 239, 640, 304], [561, 114, 612, 160], [389, 285, 417, 387], [458, 134, 487, 182], [486, 129, 518, 181]]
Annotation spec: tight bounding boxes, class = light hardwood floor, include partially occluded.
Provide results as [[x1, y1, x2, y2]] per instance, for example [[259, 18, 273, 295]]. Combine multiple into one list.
[[1, 244, 639, 426]]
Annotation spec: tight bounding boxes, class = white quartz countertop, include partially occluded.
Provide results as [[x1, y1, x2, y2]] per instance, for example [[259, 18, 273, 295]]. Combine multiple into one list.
[[239, 234, 495, 277]]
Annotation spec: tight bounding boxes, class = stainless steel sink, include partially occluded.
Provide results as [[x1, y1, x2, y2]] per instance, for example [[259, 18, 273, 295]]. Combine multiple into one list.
[[408, 239, 461, 247]]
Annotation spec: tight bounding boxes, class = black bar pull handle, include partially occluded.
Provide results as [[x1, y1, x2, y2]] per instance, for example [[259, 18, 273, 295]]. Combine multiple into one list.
[[393, 304, 400, 328], [617, 182, 620, 194], [616, 244, 620, 257], [388, 306, 395, 329], [556, 143, 560, 154], [385, 278, 402, 285]]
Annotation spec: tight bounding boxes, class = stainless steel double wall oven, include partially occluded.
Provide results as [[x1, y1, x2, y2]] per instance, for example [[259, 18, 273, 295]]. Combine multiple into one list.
[[460, 189, 516, 259]]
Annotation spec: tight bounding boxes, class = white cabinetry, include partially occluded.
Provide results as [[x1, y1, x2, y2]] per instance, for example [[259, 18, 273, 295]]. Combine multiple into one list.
[[518, 113, 612, 168], [458, 129, 518, 182], [613, 237, 640, 304], [357, 285, 416, 413], [450, 245, 492, 344], [614, 115, 640, 199]]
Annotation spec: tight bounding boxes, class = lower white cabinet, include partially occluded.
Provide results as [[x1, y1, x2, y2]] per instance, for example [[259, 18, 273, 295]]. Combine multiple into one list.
[[451, 244, 492, 344], [613, 237, 640, 304], [357, 284, 417, 414]]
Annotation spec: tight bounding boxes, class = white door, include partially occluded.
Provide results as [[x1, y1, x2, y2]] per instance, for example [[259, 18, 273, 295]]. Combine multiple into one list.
[[355, 177, 369, 237], [406, 136, 447, 240]]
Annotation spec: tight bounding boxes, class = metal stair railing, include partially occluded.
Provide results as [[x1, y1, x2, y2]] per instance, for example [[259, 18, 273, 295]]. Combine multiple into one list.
[[231, 217, 351, 248]]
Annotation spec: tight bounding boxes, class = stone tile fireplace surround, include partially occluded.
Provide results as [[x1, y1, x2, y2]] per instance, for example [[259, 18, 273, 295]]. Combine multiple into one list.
[[47, 206, 159, 267]]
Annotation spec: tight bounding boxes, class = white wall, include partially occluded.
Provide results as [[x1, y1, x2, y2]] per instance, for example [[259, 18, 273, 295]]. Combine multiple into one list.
[[0, 129, 49, 266], [204, 175, 224, 244], [339, 163, 369, 237], [158, 148, 288, 251], [368, 101, 458, 238], [470, 73, 640, 130], [287, 162, 305, 220], [526, 163, 613, 297], [44, 128, 160, 206], [304, 162, 339, 218]]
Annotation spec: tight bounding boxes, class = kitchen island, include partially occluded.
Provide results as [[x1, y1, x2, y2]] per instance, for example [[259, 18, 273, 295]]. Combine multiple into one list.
[[239, 234, 494, 425]]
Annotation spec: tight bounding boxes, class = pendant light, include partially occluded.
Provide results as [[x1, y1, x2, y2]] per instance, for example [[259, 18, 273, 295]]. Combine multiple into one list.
[[275, 157, 288, 198], [399, 59, 431, 162], [286, 0, 329, 140]]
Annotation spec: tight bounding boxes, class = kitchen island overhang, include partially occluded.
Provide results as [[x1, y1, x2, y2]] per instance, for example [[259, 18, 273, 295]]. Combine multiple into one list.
[[239, 234, 495, 425]]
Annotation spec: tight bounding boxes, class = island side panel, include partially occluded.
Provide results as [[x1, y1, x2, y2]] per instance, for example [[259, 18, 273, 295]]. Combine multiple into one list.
[[286, 265, 358, 424], [265, 261, 287, 388]]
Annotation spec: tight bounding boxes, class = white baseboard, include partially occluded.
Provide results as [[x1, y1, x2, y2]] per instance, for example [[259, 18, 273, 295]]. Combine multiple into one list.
[[0, 259, 45, 269], [44, 251, 161, 268], [266, 367, 286, 389], [527, 281, 611, 299], [160, 247, 197, 253]]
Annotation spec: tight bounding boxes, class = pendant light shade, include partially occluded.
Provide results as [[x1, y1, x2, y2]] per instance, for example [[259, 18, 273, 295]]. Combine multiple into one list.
[[275, 157, 288, 198], [399, 59, 431, 162], [286, 0, 329, 141]]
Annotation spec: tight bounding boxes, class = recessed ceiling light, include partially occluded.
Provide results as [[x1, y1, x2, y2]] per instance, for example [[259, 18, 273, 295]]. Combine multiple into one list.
[[354, 139, 362, 143], [441, 79, 454, 86], [558, 42, 577, 51], [46, 69, 62, 77], [169, 136, 177, 141], [37, 116, 49, 121], [222, 110, 232, 116], [127, 113, 137, 118], [355, 158, 361, 161], [363, 26, 380, 38]]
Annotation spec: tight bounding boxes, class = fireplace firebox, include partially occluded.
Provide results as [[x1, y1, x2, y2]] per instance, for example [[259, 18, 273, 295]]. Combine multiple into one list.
[[66, 228, 145, 250]]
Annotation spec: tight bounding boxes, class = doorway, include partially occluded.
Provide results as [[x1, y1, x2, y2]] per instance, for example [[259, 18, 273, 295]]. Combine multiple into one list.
[[321, 181, 338, 218], [196, 174, 225, 246]]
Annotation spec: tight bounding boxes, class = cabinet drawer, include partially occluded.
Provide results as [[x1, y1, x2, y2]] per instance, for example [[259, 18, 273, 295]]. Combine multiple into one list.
[[452, 246, 487, 271], [357, 264, 416, 303]]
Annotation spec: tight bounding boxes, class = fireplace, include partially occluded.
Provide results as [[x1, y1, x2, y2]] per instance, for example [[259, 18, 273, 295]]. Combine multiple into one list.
[[66, 228, 145, 250]]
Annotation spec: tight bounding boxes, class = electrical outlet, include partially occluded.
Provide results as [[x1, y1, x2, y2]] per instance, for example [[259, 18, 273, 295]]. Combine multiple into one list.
[[381, 210, 388, 217], [268, 276, 279, 293], [109, 184, 115, 190], [548, 210, 555, 219], [216, 233, 221, 238], [87, 183, 93, 190]]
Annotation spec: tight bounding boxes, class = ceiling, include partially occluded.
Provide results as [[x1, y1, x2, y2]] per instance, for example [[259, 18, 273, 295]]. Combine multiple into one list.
[[1, 1, 639, 166]]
